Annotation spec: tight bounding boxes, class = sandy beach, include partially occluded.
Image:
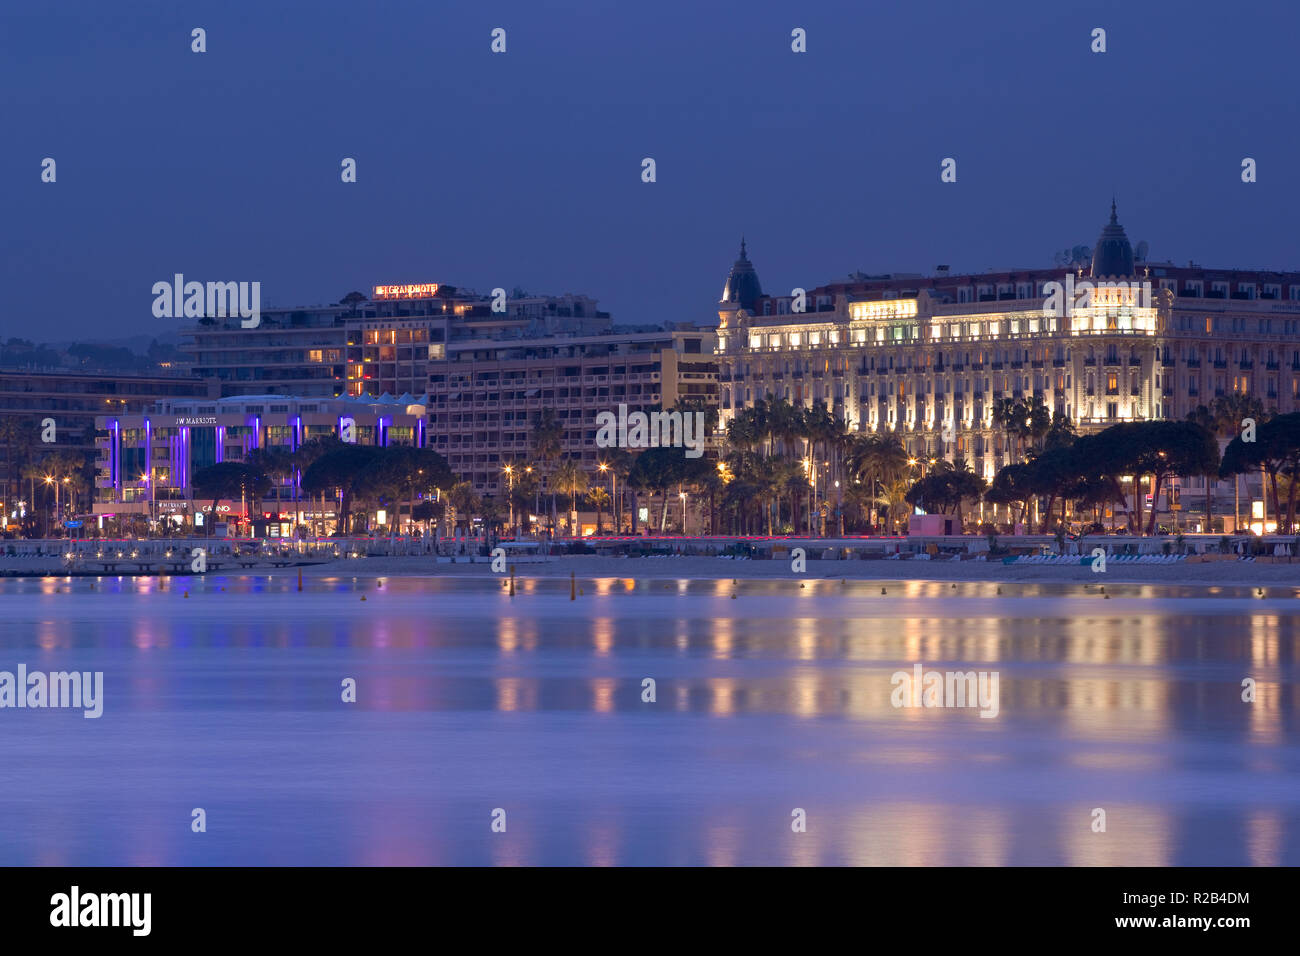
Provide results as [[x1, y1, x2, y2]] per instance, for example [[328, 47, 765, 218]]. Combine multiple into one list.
[[3, 550, 1299, 588]]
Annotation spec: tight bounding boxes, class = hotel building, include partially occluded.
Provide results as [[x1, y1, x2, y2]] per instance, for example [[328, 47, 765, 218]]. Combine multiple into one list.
[[92, 394, 426, 529], [185, 284, 718, 496], [715, 207, 1300, 527], [0, 367, 215, 524]]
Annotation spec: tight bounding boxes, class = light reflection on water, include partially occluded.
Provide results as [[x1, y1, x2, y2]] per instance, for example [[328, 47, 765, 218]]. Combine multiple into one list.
[[0, 575, 1296, 865]]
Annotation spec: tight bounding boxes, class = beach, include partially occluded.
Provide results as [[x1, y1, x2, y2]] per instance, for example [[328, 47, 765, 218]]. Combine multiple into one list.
[[100, 552, 1300, 588]]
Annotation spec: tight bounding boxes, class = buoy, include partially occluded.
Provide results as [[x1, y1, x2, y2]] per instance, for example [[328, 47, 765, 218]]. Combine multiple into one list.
[[881, 587, 886, 595], [361, 595, 367, 601], [997, 587, 1002, 595], [377, 580, 382, 589], [1104, 594, 1111, 599], [730, 593, 737, 599], [183, 591, 189, 598], [570, 572, 576, 601], [800, 583, 806, 589]]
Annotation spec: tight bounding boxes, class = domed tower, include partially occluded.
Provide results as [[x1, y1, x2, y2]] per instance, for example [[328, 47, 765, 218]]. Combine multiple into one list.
[[1090, 200, 1135, 279], [720, 238, 763, 314]]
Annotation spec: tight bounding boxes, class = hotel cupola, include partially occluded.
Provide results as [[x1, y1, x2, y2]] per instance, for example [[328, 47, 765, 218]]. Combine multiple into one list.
[[718, 238, 764, 326], [1090, 200, 1136, 279]]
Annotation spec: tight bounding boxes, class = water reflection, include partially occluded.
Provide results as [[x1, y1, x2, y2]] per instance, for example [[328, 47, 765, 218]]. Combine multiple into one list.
[[0, 575, 1295, 864]]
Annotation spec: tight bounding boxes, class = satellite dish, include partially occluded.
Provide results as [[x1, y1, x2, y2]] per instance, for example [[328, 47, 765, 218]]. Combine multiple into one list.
[[1135, 240, 1149, 262]]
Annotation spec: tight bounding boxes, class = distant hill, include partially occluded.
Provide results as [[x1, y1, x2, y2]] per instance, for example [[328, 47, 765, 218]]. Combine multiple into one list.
[[1, 334, 187, 372]]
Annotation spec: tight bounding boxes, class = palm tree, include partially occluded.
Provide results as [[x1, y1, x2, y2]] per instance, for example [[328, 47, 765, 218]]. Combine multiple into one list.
[[529, 409, 563, 533], [1024, 396, 1052, 453], [600, 447, 632, 534], [588, 487, 610, 533], [847, 432, 908, 531], [553, 459, 588, 535], [880, 478, 911, 534], [1212, 392, 1266, 530]]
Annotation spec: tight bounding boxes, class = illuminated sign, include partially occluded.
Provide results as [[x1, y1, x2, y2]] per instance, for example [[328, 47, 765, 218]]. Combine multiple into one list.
[[373, 283, 440, 300], [850, 299, 918, 321]]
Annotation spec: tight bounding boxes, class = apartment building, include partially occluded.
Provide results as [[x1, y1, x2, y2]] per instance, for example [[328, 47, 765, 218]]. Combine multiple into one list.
[[429, 323, 717, 493]]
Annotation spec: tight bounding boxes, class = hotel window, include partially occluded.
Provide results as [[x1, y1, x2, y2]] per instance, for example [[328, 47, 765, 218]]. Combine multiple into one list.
[[958, 287, 973, 304], [1159, 279, 1177, 294], [1016, 282, 1031, 299], [1264, 284, 1281, 300], [1290, 286, 1300, 301], [1210, 281, 1228, 298], [1238, 283, 1256, 299], [1106, 373, 1118, 395], [1185, 280, 1203, 297]]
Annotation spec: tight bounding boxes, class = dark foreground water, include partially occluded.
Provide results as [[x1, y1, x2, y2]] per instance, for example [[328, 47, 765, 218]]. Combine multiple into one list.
[[0, 574, 1296, 865]]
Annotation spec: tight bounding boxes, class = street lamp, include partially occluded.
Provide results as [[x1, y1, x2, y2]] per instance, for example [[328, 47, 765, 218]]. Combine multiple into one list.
[[44, 475, 57, 537], [504, 464, 515, 539], [803, 457, 815, 536], [598, 462, 615, 534], [526, 465, 537, 536]]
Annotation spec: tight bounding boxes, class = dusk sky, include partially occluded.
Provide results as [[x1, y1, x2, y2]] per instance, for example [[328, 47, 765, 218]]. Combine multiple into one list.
[[4, 0, 1298, 340]]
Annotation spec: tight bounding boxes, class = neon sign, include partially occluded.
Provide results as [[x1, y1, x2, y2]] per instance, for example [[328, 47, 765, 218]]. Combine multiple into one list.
[[373, 283, 439, 299]]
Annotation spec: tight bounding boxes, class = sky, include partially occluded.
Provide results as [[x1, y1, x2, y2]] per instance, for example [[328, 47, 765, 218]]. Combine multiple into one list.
[[3, 0, 1298, 341]]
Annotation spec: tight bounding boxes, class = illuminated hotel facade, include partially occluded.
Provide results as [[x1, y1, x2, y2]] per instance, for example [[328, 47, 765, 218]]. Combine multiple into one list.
[[716, 208, 1300, 523], [92, 394, 426, 529]]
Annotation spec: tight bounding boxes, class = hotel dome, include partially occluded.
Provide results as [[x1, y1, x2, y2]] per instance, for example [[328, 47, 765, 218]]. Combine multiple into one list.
[[720, 238, 763, 312], [1090, 200, 1135, 278]]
